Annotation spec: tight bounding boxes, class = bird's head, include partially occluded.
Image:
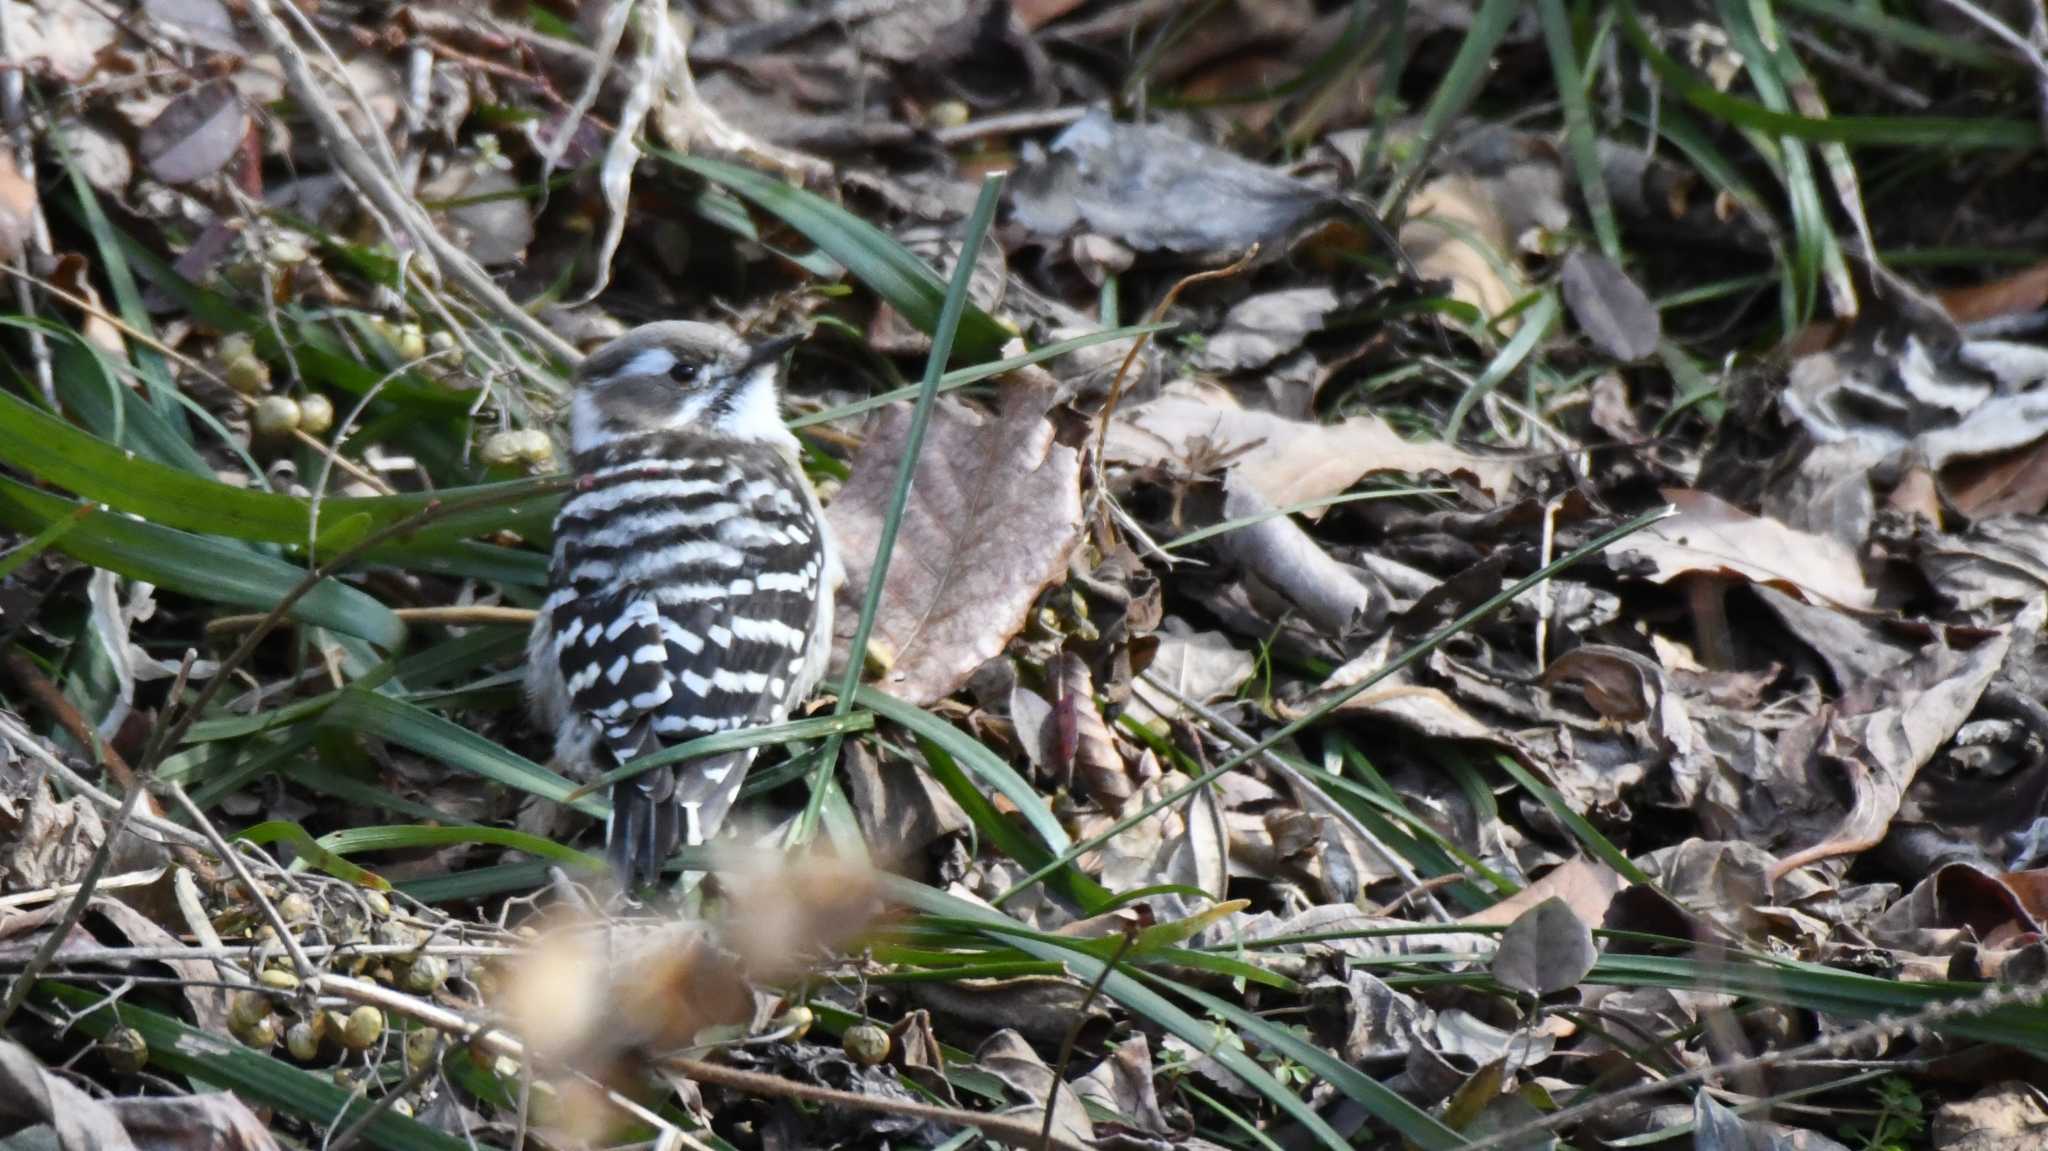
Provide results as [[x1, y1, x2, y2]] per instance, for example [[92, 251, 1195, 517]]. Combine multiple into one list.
[[569, 321, 802, 454]]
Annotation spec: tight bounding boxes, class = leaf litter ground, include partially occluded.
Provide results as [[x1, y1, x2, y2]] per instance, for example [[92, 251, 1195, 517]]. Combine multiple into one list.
[[7, 2, 2048, 1150]]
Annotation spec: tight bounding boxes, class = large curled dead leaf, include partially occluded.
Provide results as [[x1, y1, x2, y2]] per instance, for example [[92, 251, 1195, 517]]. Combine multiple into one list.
[[828, 379, 1083, 705], [1107, 380, 1516, 506], [1611, 489, 1875, 609], [0, 1038, 280, 1151]]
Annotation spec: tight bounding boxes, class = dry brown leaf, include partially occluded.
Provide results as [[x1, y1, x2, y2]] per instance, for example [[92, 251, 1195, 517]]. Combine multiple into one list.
[[1461, 856, 1625, 928], [975, 1029, 1095, 1147], [1288, 634, 1502, 742], [1049, 652, 1131, 805], [1107, 380, 1515, 505], [1933, 1082, 2048, 1150], [1613, 489, 1875, 609], [1128, 620, 1254, 726], [828, 380, 1083, 705], [0, 151, 35, 266], [1401, 174, 1523, 326], [0, 1038, 279, 1150]]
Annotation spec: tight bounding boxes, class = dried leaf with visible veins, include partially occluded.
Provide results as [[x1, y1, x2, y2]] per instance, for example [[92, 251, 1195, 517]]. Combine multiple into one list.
[[1107, 381, 1516, 505], [1049, 651, 1131, 805], [829, 380, 1083, 705], [1612, 488, 1875, 609]]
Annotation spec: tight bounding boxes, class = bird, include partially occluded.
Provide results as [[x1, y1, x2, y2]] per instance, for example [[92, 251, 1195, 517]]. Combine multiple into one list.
[[526, 320, 841, 889]]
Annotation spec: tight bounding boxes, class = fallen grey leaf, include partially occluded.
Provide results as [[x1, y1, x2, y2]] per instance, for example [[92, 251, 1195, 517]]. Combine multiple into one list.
[[1210, 475, 1383, 636], [1433, 1008, 1554, 1070], [1491, 896, 1597, 998], [142, 0, 240, 53], [1561, 249, 1660, 362], [1695, 1087, 1850, 1150], [1007, 108, 1331, 253], [139, 81, 247, 185], [1191, 288, 1339, 373]]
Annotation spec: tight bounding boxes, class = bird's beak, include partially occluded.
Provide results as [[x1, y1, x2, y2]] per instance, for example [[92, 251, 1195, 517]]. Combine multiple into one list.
[[741, 331, 805, 370]]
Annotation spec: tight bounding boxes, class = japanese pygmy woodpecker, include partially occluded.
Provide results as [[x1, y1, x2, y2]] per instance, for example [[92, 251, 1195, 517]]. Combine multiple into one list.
[[526, 321, 841, 887]]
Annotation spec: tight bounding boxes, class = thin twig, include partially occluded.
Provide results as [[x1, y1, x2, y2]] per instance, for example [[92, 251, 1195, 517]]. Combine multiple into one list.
[[162, 781, 319, 984], [206, 604, 538, 637], [0, 712, 209, 853], [239, 0, 580, 367], [1086, 248, 1254, 543], [0, 941, 521, 968], [0, 773, 147, 1028], [0, 652, 198, 1029], [668, 1056, 1094, 1151]]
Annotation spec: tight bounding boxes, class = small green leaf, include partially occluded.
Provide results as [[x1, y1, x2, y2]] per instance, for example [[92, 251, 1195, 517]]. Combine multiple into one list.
[[236, 820, 393, 889], [0, 476, 405, 646]]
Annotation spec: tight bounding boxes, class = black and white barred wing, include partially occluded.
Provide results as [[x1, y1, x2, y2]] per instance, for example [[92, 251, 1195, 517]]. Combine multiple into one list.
[[542, 452, 826, 883]]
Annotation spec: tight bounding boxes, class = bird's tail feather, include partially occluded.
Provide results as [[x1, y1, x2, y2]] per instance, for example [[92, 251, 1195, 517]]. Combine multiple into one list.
[[603, 743, 757, 890]]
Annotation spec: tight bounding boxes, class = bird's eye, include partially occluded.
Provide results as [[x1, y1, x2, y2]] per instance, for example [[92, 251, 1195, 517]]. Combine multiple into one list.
[[668, 361, 700, 384]]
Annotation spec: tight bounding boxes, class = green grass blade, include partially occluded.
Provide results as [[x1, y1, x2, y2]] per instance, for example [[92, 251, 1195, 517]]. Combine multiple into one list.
[[1153, 974, 1465, 1149], [1443, 290, 1560, 436], [883, 877, 1370, 1151], [321, 688, 605, 818], [53, 127, 184, 429], [1540, 0, 1621, 260], [793, 174, 1007, 844], [396, 860, 557, 903], [0, 504, 91, 580], [1616, 0, 2039, 149], [1493, 754, 1654, 886], [911, 730, 1111, 909], [1379, 0, 1522, 218], [234, 820, 393, 888], [857, 684, 1079, 862], [0, 476, 404, 646], [312, 823, 602, 870], [657, 151, 1010, 362], [1773, 0, 2012, 70], [563, 711, 875, 800]]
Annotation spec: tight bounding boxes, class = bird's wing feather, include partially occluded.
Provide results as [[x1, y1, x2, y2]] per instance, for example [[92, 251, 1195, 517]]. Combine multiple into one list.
[[546, 451, 827, 885]]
